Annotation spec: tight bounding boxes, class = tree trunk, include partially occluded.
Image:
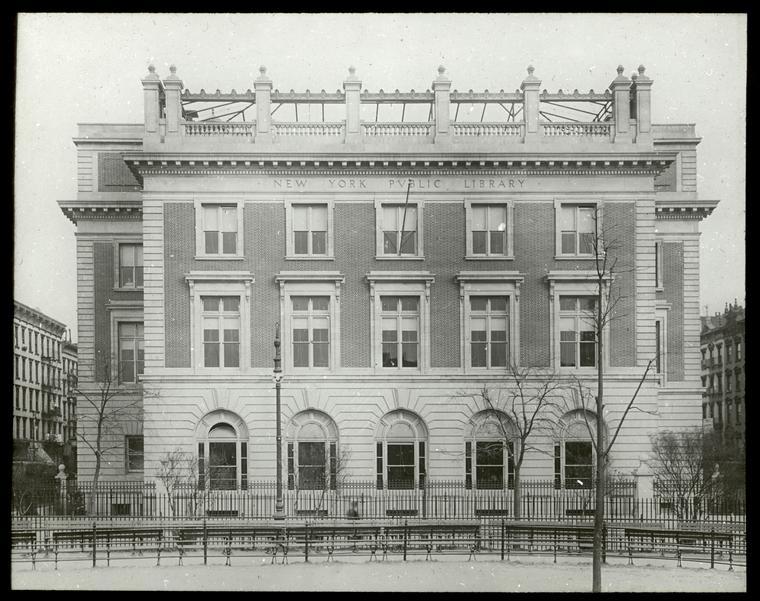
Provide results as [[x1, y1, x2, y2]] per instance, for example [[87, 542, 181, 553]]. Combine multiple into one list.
[[593, 277, 605, 592], [513, 465, 522, 520]]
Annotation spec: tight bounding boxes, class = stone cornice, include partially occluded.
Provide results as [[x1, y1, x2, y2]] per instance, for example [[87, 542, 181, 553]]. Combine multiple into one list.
[[58, 200, 143, 224], [14, 301, 68, 335], [124, 155, 674, 179], [655, 200, 718, 221]]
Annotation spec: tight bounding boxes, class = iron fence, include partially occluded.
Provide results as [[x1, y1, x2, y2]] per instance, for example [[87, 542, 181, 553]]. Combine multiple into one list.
[[10, 518, 745, 571], [11, 479, 745, 528]]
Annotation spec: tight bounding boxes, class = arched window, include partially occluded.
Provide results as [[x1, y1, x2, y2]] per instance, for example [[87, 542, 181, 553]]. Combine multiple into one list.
[[196, 410, 249, 490], [554, 410, 598, 490], [465, 410, 516, 490], [286, 410, 338, 491], [376, 409, 428, 490]]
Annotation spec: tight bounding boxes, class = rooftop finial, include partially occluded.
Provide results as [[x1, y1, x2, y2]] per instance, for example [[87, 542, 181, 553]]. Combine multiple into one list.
[[438, 64, 446, 75], [348, 65, 356, 76], [638, 64, 646, 75], [260, 65, 267, 76], [527, 65, 535, 76], [617, 65, 624, 75], [170, 64, 177, 75], [148, 64, 156, 74]]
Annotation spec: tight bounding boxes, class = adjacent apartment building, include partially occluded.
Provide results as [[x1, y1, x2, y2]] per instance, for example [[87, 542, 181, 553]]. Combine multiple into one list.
[[701, 302, 745, 448], [13, 301, 78, 468], [59, 63, 717, 497]]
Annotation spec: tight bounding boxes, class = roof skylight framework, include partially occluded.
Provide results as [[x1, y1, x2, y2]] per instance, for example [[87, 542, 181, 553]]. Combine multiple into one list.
[[179, 88, 613, 124]]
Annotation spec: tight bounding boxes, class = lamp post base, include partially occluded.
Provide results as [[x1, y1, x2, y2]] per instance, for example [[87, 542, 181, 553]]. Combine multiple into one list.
[[273, 500, 286, 520]]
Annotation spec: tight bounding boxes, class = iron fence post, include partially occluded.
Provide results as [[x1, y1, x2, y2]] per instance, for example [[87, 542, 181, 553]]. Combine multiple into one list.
[[403, 519, 408, 561], [710, 527, 715, 569], [203, 518, 208, 565], [92, 521, 97, 568], [500, 518, 505, 561]]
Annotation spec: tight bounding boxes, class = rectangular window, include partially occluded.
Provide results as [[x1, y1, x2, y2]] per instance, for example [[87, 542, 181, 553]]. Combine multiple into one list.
[[736, 340, 742, 361], [291, 296, 330, 368], [655, 242, 663, 289], [118, 322, 144, 383], [554, 444, 562, 489], [287, 442, 295, 490], [240, 442, 248, 490], [202, 296, 240, 368], [476, 441, 503, 489], [565, 441, 593, 489], [119, 244, 144, 288], [209, 441, 237, 490], [381, 296, 419, 368], [198, 443, 206, 488], [465, 441, 472, 490], [726, 371, 732, 392], [469, 296, 509, 368], [15, 385, 19, 409], [125, 435, 144, 472], [298, 441, 326, 489], [14, 325, 18, 348], [655, 319, 662, 374], [387, 443, 415, 489], [559, 296, 597, 367], [418, 441, 426, 488], [726, 342, 733, 363], [382, 205, 417, 255], [376, 442, 384, 490], [559, 205, 595, 255], [293, 205, 328, 256], [472, 205, 507, 256], [203, 204, 238, 255]]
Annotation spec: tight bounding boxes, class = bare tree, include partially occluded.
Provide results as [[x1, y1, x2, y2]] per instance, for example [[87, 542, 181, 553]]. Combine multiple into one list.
[[579, 206, 658, 592], [464, 365, 564, 520], [156, 448, 208, 518], [649, 428, 723, 520], [292, 444, 352, 516], [72, 360, 142, 514]]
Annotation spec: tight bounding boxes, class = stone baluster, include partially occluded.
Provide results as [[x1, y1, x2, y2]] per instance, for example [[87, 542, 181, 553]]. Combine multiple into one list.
[[255, 66, 272, 140], [141, 65, 162, 138], [632, 64, 653, 144], [433, 65, 451, 142], [343, 66, 362, 143], [163, 64, 183, 136], [610, 65, 632, 143], [521, 65, 541, 142]]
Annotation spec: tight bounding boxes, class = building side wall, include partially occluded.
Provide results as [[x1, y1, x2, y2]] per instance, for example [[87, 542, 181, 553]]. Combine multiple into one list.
[[144, 378, 660, 481], [605, 202, 637, 367], [662, 242, 685, 381], [76, 239, 96, 382], [161, 197, 639, 371], [635, 200, 656, 367]]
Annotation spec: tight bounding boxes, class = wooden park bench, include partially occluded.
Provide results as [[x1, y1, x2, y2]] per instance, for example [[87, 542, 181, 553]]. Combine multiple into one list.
[[173, 525, 285, 564], [623, 526, 734, 565], [51, 527, 163, 568], [503, 523, 596, 554]]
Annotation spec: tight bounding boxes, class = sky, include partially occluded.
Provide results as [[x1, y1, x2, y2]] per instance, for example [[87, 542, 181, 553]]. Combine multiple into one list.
[[14, 13, 746, 341]]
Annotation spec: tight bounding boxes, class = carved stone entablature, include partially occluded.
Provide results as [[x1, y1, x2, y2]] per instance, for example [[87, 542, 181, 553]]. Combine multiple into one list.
[[59, 201, 143, 224], [655, 200, 718, 221], [125, 155, 672, 178]]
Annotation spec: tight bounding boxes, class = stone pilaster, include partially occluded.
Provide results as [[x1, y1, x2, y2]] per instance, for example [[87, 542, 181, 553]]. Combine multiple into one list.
[[162, 64, 183, 136], [610, 65, 632, 143], [632, 65, 653, 145], [433, 65, 451, 142], [343, 66, 362, 143], [520, 65, 541, 142], [255, 66, 272, 138], [141, 65, 162, 137]]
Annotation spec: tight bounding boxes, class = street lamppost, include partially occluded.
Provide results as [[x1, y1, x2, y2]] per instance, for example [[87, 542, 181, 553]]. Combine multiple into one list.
[[273, 322, 285, 520]]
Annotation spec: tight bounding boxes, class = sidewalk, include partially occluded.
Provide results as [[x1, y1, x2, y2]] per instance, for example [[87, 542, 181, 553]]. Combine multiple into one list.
[[11, 554, 746, 592]]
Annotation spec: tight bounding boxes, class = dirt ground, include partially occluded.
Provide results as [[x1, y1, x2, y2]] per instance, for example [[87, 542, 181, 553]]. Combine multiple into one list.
[[11, 553, 746, 592]]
